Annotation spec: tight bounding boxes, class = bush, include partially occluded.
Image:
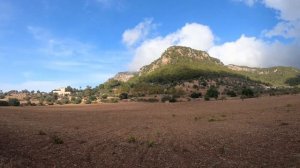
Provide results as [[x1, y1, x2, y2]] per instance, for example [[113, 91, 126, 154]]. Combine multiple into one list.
[[85, 99, 92, 104], [226, 90, 237, 97], [161, 95, 176, 103], [8, 98, 20, 106], [0, 100, 9, 106], [205, 86, 219, 100], [73, 97, 82, 104], [89, 95, 97, 101], [241, 88, 254, 98], [101, 94, 108, 99], [190, 92, 202, 99], [119, 93, 128, 100], [52, 135, 64, 144]]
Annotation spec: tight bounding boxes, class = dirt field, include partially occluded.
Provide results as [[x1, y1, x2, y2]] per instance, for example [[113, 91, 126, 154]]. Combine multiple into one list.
[[0, 95, 299, 168]]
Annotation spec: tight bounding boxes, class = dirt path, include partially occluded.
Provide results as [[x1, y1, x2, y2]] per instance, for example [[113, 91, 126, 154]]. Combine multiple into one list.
[[0, 95, 299, 167]]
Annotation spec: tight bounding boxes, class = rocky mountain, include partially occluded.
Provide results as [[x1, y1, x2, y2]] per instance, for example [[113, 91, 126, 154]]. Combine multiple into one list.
[[112, 46, 300, 86], [140, 46, 223, 75]]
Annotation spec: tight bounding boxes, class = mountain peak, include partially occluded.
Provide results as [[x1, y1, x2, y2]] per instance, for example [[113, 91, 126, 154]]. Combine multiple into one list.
[[140, 46, 223, 74]]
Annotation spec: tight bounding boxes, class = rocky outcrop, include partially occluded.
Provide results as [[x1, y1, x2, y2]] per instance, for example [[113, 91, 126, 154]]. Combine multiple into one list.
[[112, 72, 137, 82]]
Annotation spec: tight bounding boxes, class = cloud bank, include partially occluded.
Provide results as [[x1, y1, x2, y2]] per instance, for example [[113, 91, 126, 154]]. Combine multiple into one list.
[[124, 1, 300, 71]]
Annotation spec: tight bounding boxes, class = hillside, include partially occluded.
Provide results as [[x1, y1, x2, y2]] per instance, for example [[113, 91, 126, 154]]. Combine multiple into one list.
[[127, 46, 300, 87]]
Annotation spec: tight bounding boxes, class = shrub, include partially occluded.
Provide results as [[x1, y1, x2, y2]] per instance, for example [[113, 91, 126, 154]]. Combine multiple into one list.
[[226, 90, 237, 97], [127, 136, 137, 143], [0, 100, 9, 106], [38, 130, 47, 135], [190, 92, 202, 99], [205, 86, 219, 100], [52, 135, 64, 144], [101, 94, 108, 99], [119, 93, 128, 100], [73, 97, 82, 104], [161, 95, 176, 103], [8, 98, 20, 106], [147, 140, 155, 148], [60, 97, 69, 104], [241, 88, 254, 98], [89, 95, 97, 101]]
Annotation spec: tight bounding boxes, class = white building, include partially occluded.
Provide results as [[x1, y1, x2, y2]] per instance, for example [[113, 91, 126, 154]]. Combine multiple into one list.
[[53, 87, 71, 96]]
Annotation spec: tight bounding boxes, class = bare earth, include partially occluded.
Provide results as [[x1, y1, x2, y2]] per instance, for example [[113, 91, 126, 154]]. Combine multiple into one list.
[[0, 95, 300, 168]]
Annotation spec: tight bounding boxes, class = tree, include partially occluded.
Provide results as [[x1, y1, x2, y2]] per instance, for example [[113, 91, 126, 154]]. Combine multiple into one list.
[[205, 86, 219, 100]]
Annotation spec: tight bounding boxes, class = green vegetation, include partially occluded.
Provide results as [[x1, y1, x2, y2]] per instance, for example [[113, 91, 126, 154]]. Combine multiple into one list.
[[190, 92, 202, 98], [127, 136, 137, 143], [8, 98, 20, 106], [147, 140, 155, 148], [119, 93, 128, 100], [0, 100, 9, 106], [226, 90, 237, 97], [205, 86, 219, 100], [285, 75, 300, 86], [241, 88, 254, 98]]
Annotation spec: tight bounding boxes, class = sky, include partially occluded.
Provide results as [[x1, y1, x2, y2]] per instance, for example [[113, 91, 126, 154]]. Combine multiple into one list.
[[0, 0, 300, 91]]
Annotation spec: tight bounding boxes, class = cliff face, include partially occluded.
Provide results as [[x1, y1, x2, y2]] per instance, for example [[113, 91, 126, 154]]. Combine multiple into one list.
[[112, 72, 138, 82]]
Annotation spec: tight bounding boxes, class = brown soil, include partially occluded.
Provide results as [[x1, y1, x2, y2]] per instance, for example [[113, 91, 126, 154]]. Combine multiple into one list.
[[0, 95, 299, 168]]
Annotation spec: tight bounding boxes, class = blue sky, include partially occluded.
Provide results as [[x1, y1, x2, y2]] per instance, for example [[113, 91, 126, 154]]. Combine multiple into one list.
[[0, 0, 300, 91]]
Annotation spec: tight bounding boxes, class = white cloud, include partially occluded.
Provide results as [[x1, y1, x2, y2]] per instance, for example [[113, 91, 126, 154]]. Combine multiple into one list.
[[128, 23, 215, 70], [209, 35, 267, 67], [122, 19, 155, 47], [263, 0, 300, 21], [209, 35, 300, 68], [261, 0, 300, 38], [264, 20, 300, 38]]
